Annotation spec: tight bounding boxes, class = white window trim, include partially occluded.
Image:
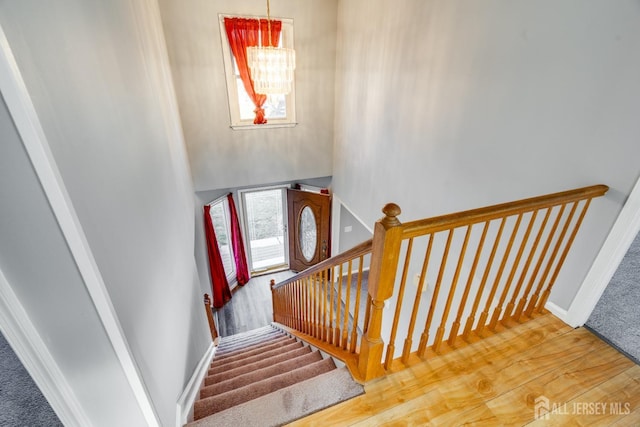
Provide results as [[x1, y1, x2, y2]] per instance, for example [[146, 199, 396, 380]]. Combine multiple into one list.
[[208, 195, 237, 286], [218, 14, 297, 130], [237, 185, 291, 274]]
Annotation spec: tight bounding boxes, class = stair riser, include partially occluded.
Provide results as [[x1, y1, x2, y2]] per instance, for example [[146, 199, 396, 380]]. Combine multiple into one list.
[[217, 330, 284, 354], [194, 358, 337, 419], [200, 351, 324, 398], [212, 336, 294, 364], [208, 341, 303, 375], [204, 346, 312, 386]]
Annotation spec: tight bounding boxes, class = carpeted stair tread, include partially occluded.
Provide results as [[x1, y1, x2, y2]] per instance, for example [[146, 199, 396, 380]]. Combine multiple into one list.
[[218, 327, 281, 347], [186, 367, 364, 427], [214, 334, 290, 359], [205, 345, 312, 386], [216, 331, 284, 355], [194, 358, 337, 419], [211, 336, 295, 365], [219, 326, 274, 343], [200, 350, 324, 398], [208, 341, 303, 375]]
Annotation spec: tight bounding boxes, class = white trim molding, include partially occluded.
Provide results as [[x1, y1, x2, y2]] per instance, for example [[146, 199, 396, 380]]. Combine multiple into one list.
[[0, 22, 160, 427], [0, 268, 92, 427], [565, 176, 640, 327], [175, 343, 216, 427]]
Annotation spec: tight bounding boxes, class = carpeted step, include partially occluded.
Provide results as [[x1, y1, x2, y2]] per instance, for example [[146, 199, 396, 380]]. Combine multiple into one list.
[[211, 336, 295, 365], [219, 326, 274, 343], [216, 330, 284, 355], [186, 367, 364, 427], [200, 350, 324, 399], [208, 341, 303, 375], [205, 345, 312, 386], [194, 358, 337, 419]]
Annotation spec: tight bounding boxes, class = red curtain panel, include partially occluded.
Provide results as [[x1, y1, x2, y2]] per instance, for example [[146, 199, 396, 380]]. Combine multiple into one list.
[[227, 194, 250, 285], [224, 17, 282, 124], [204, 205, 232, 308]]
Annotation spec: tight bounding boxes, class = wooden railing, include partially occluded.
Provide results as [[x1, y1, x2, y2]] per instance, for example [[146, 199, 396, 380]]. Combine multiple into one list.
[[203, 294, 219, 345], [271, 185, 608, 382]]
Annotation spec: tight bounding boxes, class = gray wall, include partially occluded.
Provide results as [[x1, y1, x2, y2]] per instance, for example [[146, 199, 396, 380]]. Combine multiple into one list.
[[0, 94, 146, 425], [158, 0, 337, 192], [332, 0, 640, 309], [0, 1, 211, 425]]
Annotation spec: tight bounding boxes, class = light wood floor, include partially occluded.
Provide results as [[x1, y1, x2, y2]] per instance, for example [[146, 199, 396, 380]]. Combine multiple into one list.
[[288, 314, 640, 426]]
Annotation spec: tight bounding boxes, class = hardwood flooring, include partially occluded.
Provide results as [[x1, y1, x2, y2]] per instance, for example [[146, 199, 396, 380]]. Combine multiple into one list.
[[215, 276, 640, 425], [214, 270, 294, 337], [288, 314, 640, 426]]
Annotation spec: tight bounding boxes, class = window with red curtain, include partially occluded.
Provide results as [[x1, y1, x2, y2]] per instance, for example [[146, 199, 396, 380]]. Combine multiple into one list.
[[224, 17, 282, 125]]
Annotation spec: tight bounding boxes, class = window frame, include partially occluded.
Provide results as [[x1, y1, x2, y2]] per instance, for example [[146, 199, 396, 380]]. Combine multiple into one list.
[[208, 196, 237, 285], [218, 14, 297, 130]]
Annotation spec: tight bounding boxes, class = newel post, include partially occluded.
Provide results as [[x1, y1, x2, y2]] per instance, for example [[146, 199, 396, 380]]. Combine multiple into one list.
[[270, 279, 277, 323], [203, 294, 219, 345], [358, 203, 403, 381]]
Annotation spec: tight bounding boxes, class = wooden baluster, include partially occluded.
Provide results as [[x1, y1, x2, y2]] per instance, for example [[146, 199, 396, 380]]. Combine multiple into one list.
[[203, 294, 219, 343], [434, 226, 472, 352], [385, 238, 413, 369], [462, 220, 503, 341], [313, 272, 320, 338], [526, 203, 576, 317], [329, 267, 335, 344], [537, 199, 592, 312], [503, 208, 551, 321], [449, 223, 488, 346], [350, 257, 365, 353], [321, 269, 328, 342], [334, 263, 344, 345], [295, 280, 301, 330], [516, 204, 566, 320], [305, 276, 311, 334], [358, 204, 403, 381], [418, 229, 454, 356], [402, 235, 433, 363], [342, 260, 353, 350], [489, 212, 534, 331], [364, 294, 372, 334], [476, 215, 522, 336]]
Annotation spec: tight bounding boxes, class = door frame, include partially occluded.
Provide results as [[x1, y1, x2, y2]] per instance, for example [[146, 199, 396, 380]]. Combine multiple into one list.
[[237, 184, 291, 275]]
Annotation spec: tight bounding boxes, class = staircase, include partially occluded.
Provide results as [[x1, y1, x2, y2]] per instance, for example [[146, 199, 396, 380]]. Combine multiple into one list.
[[188, 325, 363, 426]]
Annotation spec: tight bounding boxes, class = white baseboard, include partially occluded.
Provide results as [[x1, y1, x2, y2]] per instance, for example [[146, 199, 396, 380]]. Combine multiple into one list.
[[175, 342, 216, 427], [0, 269, 91, 427], [544, 301, 574, 327]]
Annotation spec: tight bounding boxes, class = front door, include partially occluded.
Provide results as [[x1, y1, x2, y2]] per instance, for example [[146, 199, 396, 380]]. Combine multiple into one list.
[[287, 189, 331, 272]]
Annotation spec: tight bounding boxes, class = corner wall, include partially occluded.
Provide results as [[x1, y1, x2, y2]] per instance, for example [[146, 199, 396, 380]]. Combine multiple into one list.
[[333, 0, 640, 309]]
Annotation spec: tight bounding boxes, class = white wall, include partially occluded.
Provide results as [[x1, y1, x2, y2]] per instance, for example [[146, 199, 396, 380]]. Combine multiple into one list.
[[158, 0, 337, 192], [0, 1, 211, 425], [333, 0, 640, 309], [0, 93, 147, 427]]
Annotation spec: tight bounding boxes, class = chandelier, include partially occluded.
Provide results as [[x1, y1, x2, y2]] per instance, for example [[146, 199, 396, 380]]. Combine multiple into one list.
[[246, 0, 296, 95]]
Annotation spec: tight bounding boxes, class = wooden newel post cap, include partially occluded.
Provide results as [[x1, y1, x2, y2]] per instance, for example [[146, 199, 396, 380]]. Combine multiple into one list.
[[204, 294, 211, 305], [381, 203, 401, 227], [270, 279, 276, 288]]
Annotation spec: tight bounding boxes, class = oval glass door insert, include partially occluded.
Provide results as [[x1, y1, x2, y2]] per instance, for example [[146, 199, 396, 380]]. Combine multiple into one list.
[[299, 206, 317, 262]]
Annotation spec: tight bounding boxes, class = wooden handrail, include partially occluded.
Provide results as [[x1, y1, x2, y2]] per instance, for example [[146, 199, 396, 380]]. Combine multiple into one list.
[[401, 185, 608, 238], [270, 184, 609, 383], [273, 238, 373, 289]]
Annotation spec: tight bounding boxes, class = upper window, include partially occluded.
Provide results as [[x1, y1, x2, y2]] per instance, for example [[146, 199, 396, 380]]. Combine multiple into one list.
[[219, 15, 296, 129]]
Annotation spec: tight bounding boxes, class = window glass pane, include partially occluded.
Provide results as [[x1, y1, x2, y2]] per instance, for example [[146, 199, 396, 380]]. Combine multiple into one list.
[[236, 76, 287, 121], [209, 201, 235, 279], [244, 189, 285, 270]]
